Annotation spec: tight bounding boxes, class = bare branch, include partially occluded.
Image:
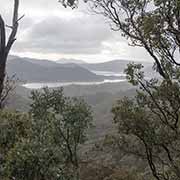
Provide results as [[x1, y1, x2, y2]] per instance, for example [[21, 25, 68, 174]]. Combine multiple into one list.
[[6, 0, 21, 57]]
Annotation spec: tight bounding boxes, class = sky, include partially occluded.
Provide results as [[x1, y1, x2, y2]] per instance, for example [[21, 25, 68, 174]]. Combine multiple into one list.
[[0, 0, 153, 63]]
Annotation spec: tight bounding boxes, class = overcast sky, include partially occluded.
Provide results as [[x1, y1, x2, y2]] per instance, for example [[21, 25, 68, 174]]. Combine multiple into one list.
[[1, 0, 152, 63]]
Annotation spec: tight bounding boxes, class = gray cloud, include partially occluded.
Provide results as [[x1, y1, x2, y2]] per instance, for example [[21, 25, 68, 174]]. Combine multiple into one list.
[[1, 0, 115, 55], [0, 0, 152, 62], [13, 15, 112, 54]]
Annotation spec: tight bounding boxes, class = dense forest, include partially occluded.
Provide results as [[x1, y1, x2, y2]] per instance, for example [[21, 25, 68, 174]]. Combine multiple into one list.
[[1, 0, 180, 180]]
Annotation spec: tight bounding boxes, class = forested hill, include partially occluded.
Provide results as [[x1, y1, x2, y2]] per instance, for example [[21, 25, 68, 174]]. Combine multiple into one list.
[[7, 56, 154, 83], [6, 57, 106, 82], [79, 59, 153, 72], [80, 60, 130, 72]]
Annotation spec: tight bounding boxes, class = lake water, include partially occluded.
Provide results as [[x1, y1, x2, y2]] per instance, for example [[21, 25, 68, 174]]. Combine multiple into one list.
[[91, 71, 126, 77], [22, 79, 126, 89], [22, 71, 126, 89]]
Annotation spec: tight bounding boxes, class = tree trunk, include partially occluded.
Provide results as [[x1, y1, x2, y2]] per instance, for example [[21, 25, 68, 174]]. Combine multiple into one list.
[[0, 60, 6, 108], [0, 14, 6, 109], [0, 0, 20, 109]]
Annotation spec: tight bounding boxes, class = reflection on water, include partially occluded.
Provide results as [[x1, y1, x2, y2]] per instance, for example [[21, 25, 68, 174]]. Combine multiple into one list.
[[91, 71, 126, 77], [22, 71, 127, 89], [23, 79, 126, 89]]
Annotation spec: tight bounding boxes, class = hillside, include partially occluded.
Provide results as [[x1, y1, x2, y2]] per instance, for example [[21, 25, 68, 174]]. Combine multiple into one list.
[[57, 58, 86, 64], [7, 56, 155, 84], [7, 57, 106, 82], [80, 60, 130, 72], [7, 81, 136, 139]]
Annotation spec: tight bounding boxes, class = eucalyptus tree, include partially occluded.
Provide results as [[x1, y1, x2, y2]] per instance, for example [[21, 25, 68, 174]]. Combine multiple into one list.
[[3, 88, 93, 180], [91, 0, 180, 78], [60, 0, 180, 78], [65, 0, 180, 179], [111, 63, 180, 180], [0, 0, 23, 108]]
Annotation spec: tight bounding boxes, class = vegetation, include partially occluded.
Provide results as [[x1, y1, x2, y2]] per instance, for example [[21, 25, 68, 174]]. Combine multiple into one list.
[[1, 0, 180, 179], [0, 88, 93, 180], [0, 0, 22, 108], [83, 0, 180, 179], [111, 63, 180, 180], [89, 0, 180, 77]]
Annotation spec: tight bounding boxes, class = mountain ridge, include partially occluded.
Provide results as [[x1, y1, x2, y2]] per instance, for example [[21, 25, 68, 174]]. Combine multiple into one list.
[[7, 56, 125, 83], [7, 55, 154, 83], [7, 58, 103, 82]]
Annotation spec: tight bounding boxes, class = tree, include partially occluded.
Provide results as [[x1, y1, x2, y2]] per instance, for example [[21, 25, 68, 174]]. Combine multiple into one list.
[[3, 88, 93, 180], [86, 0, 180, 79], [64, 0, 180, 178], [1, 75, 19, 108], [59, 0, 79, 8], [111, 63, 180, 180], [0, 0, 23, 108], [0, 110, 30, 178]]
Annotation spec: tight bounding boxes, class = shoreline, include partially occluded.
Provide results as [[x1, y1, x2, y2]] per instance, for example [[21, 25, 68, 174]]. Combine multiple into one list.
[[22, 79, 127, 89]]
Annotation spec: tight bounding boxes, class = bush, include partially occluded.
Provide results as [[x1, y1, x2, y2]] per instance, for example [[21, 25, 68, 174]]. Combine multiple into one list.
[[0, 88, 93, 180]]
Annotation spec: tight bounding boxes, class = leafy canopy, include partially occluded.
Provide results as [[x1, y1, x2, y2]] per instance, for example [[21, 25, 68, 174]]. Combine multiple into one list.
[[0, 88, 93, 180]]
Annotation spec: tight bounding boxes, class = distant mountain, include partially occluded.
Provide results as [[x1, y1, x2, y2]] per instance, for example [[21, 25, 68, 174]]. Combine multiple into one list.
[[56, 58, 86, 64], [80, 60, 153, 73], [7, 57, 107, 83], [79, 60, 129, 72], [9, 56, 153, 73], [18, 57, 81, 69], [7, 55, 155, 83], [25, 58, 60, 67], [8, 56, 60, 68]]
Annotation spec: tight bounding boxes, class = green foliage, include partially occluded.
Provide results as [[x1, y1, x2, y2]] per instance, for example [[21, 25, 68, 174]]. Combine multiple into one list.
[[124, 63, 144, 86], [90, 0, 180, 78], [0, 88, 93, 180], [0, 111, 30, 178], [112, 63, 180, 180], [0, 111, 30, 154]]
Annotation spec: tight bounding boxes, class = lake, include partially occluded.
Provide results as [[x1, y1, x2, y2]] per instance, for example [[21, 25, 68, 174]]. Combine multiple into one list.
[[22, 79, 126, 89], [91, 71, 126, 77], [22, 71, 126, 89]]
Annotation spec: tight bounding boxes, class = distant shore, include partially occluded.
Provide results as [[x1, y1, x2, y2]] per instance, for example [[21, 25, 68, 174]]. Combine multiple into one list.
[[22, 79, 127, 89]]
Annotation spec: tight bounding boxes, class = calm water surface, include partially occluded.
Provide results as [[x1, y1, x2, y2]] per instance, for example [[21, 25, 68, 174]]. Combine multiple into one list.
[[22, 71, 126, 89], [23, 79, 126, 89]]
